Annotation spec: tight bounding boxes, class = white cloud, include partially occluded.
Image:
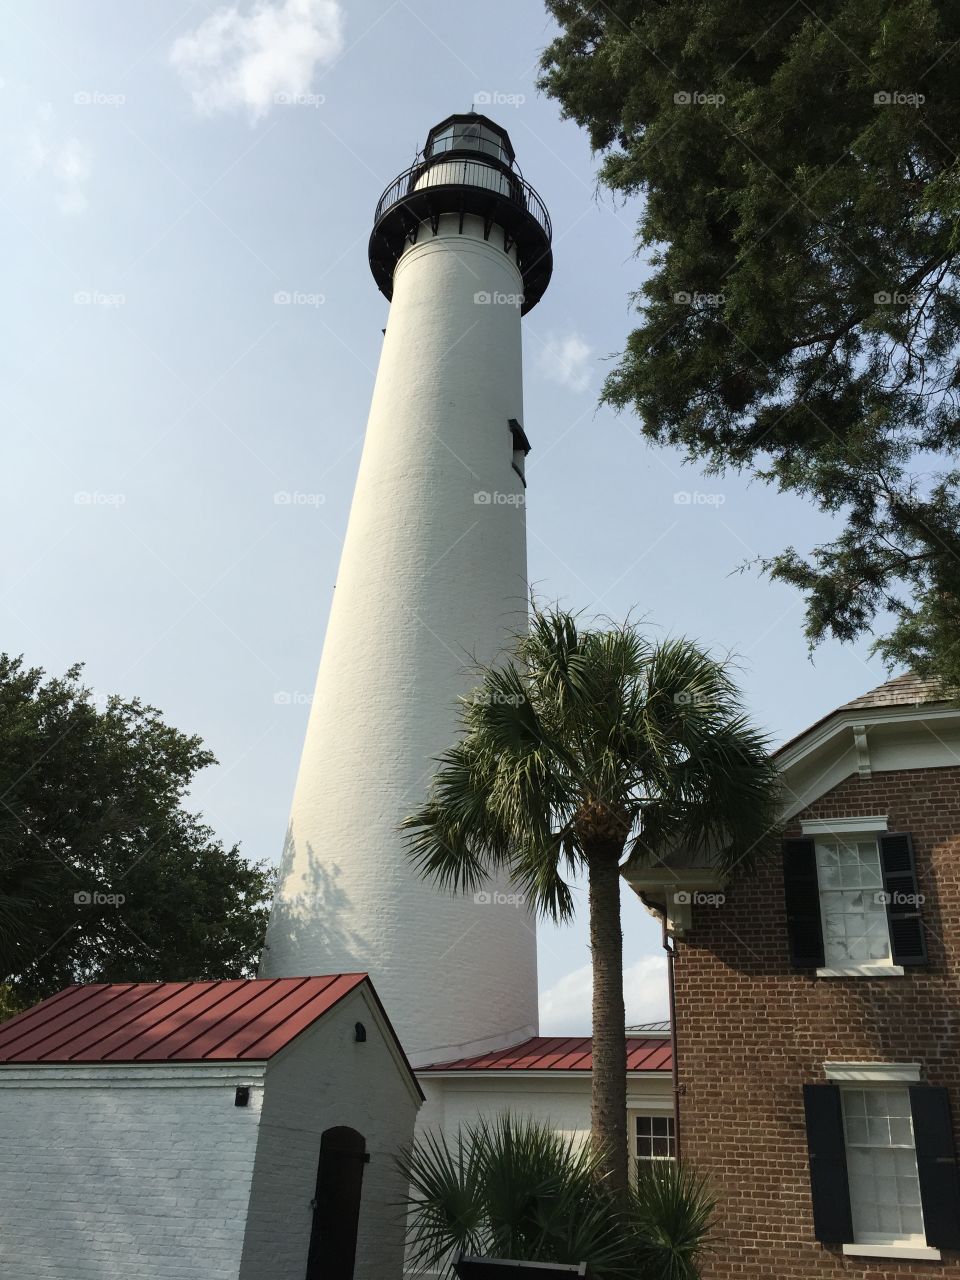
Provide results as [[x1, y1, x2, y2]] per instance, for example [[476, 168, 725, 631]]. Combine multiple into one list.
[[537, 331, 594, 393], [539, 954, 668, 1035], [18, 106, 92, 216], [170, 0, 344, 122]]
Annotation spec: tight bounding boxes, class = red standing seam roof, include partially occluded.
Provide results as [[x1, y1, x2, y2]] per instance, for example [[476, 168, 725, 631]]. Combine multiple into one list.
[[420, 1035, 673, 1073], [0, 975, 371, 1064]]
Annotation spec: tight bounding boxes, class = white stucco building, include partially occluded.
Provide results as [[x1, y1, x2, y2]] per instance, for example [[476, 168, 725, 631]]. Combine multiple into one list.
[[0, 974, 421, 1280]]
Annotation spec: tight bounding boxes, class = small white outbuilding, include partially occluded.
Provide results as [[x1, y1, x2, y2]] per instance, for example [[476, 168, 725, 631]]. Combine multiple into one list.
[[0, 973, 422, 1280]]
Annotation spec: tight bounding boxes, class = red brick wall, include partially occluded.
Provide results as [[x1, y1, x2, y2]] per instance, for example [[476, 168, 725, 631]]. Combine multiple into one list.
[[674, 765, 960, 1278]]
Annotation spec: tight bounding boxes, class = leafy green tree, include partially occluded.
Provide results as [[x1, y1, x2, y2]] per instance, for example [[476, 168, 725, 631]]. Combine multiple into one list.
[[399, 1113, 716, 1279], [540, 1, 960, 685], [404, 608, 780, 1196], [0, 654, 272, 1012]]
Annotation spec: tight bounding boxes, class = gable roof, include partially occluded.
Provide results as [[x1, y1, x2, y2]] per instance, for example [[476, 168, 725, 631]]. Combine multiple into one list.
[[0, 974, 392, 1067], [419, 1035, 672, 1074], [774, 672, 948, 759]]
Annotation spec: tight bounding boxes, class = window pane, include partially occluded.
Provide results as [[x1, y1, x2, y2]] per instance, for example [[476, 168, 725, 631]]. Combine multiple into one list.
[[816, 840, 892, 966], [841, 1087, 925, 1244], [633, 1115, 675, 1161]]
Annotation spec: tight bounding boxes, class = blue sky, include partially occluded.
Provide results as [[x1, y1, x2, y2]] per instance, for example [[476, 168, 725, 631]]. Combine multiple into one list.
[[1, 0, 890, 1031]]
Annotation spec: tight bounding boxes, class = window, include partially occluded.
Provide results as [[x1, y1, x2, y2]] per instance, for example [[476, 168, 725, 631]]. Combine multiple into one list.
[[783, 831, 926, 971], [803, 1079, 960, 1256], [841, 1087, 925, 1245], [815, 839, 891, 968], [633, 1113, 675, 1162]]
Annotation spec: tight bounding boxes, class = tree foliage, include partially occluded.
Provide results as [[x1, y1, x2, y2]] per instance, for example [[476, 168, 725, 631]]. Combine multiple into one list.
[[399, 1113, 715, 1280], [540, 0, 960, 685], [0, 654, 272, 1012], [404, 607, 780, 1196]]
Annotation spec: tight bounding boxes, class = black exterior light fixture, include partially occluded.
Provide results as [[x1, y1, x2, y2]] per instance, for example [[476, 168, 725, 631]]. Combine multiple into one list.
[[354, 1021, 367, 1042], [368, 112, 553, 317], [455, 1256, 589, 1278], [234, 1086, 250, 1107]]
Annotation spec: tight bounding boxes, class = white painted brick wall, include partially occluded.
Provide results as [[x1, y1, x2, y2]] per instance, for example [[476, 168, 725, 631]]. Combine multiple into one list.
[[0, 988, 420, 1280], [0, 1062, 265, 1280], [240, 986, 421, 1280], [262, 213, 540, 1066]]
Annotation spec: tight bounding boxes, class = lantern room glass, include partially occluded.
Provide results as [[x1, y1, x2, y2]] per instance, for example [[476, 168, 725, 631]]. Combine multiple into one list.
[[427, 121, 511, 164]]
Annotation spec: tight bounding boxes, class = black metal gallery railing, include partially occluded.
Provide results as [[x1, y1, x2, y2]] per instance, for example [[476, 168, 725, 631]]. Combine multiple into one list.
[[373, 158, 552, 244]]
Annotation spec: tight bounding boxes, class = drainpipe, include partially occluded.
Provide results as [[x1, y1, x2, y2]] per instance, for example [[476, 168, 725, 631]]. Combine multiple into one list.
[[661, 910, 681, 1161]]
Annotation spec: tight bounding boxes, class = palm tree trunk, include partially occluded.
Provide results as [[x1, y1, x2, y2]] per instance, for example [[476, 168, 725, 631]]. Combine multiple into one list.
[[587, 847, 628, 1199]]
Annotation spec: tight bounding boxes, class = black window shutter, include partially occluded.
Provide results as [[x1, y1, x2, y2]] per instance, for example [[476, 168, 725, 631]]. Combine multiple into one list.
[[783, 838, 824, 967], [878, 832, 927, 965], [910, 1086, 960, 1249], [803, 1084, 854, 1243]]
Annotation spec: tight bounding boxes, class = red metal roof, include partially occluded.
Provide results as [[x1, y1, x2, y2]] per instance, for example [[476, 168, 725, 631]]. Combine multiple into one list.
[[420, 1035, 673, 1073], [0, 975, 371, 1064]]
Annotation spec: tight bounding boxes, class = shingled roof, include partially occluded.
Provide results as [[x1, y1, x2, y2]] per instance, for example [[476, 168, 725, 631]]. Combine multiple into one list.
[[775, 672, 951, 758]]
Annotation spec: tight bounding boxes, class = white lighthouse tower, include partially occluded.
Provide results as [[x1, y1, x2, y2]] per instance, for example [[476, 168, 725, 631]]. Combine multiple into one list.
[[261, 114, 553, 1066]]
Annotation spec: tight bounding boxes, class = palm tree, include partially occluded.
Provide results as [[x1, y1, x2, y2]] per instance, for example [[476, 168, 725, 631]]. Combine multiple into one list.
[[403, 606, 781, 1198]]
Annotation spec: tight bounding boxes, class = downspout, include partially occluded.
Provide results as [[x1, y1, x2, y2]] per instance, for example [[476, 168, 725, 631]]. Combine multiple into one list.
[[638, 891, 681, 1161], [661, 910, 681, 1161]]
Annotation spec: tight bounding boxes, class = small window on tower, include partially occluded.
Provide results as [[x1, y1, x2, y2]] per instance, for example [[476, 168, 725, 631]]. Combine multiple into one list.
[[508, 418, 530, 487]]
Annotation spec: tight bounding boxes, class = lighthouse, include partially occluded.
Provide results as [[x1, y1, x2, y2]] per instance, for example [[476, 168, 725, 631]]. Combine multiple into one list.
[[261, 114, 553, 1066]]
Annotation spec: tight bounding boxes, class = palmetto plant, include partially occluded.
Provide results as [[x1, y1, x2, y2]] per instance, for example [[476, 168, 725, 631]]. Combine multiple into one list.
[[404, 607, 781, 1195], [398, 1114, 716, 1280]]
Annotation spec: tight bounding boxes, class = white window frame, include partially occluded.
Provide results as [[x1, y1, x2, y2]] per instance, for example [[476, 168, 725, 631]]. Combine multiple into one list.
[[800, 819, 905, 978], [824, 1062, 941, 1262], [628, 1108, 676, 1175]]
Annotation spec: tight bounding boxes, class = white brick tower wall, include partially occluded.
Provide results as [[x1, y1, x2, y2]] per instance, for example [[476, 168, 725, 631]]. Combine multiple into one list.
[[261, 116, 553, 1067]]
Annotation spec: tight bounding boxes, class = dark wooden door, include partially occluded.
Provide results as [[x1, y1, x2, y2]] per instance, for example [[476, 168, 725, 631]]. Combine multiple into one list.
[[305, 1126, 368, 1280]]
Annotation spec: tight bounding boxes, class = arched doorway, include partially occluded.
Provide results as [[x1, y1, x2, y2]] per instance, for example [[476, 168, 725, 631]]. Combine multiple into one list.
[[305, 1126, 368, 1280]]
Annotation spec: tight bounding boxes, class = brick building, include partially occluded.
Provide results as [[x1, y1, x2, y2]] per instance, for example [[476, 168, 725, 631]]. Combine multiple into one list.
[[627, 674, 960, 1276]]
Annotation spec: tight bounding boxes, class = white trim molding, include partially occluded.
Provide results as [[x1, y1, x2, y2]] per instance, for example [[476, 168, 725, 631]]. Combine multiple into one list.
[[816, 963, 905, 979], [801, 815, 888, 836], [824, 1061, 922, 1084], [842, 1243, 941, 1261]]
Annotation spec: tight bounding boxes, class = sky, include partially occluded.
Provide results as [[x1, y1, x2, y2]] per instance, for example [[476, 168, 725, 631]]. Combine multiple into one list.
[[1, 0, 891, 1033]]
